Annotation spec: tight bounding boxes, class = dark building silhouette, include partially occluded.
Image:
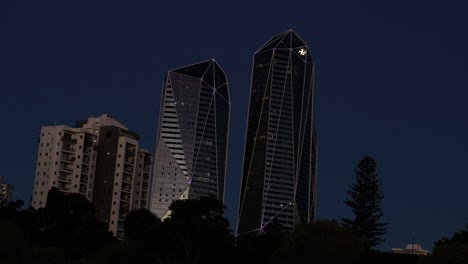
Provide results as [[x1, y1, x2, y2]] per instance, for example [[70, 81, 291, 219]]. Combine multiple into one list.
[[236, 30, 318, 235], [150, 59, 230, 219]]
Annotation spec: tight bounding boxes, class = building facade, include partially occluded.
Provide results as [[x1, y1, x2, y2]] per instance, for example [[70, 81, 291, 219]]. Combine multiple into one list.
[[32, 124, 99, 208], [236, 30, 318, 235], [150, 59, 230, 219], [31, 114, 152, 238]]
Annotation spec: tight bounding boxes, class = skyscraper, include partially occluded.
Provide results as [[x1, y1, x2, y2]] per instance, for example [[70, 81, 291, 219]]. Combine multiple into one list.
[[31, 114, 152, 238], [236, 30, 318, 235], [150, 59, 230, 219]]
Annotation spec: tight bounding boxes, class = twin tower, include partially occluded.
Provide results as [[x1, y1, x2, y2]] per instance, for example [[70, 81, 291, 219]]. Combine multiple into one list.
[[150, 29, 318, 235]]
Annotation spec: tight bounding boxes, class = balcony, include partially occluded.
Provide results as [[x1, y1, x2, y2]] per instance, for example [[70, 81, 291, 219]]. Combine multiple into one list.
[[61, 146, 75, 153], [121, 187, 131, 193], [119, 207, 130, 215], [123, 170, 133, 176], [123, 167, 134, 175], [122, 176, 132, 184], [124, 158, 134, 165], [84, 139, 95, 147], [125, 150, 136, 157], [60, 156, 75, 163], [80, 176, 88, 184], [61, 136, 77, 144], [59, 166, 73, 173], [120, 194, 131, 202], [58, 182, 70, 191], [79, 185, 87, 194], [58, 175, 71, 182]]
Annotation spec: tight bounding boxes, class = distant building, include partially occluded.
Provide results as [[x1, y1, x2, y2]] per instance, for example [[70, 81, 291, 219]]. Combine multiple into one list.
[[0, 177, 14, 206], [149, 59, 230, 219], [236, 30, 318, 236], [391, 244, 430, 256], [31, 114, 152, 238]]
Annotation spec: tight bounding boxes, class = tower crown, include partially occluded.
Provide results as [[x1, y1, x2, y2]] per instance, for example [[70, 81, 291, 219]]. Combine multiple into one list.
[[256, 29, 308, 53]]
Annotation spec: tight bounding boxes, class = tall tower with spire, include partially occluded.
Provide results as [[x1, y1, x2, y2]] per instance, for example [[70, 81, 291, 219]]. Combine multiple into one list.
[[150, 59, 230, 219], [236, 30, 318, 235]]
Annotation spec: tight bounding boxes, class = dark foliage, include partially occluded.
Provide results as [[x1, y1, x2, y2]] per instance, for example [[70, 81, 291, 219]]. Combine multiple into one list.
[[0, 188, 116, 263], [11, 186, 464, 264], [341, 156, 388, 249], [96, 196, 235, 264], [34, 188, 116, 259], [234, 218, 286, 264], [431, 223, 468, 264], [163, 196, 235, 264], [272, 220, 363, 264], [124, 208, 162, 244]]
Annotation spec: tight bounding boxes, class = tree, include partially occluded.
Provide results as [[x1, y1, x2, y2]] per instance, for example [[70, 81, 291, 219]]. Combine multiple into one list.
[[97, 198, 234, 264], [235, 218, 287, 264], [124, 208, 162, 243], [120, 208, 167, 264], [431, 223, 468, 264], [163, 196, 234, 264], [34, 187, 116, 260], [341, 156, 387, 249], [271, 220, 363, 264]]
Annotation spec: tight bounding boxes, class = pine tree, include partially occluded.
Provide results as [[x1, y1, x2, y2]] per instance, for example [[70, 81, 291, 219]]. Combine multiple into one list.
[[341, 156, 388, 249]]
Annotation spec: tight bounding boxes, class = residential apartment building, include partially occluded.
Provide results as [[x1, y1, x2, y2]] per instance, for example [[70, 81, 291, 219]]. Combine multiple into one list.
[[32, 124, 98, 208], [31, 114, 152, 238]]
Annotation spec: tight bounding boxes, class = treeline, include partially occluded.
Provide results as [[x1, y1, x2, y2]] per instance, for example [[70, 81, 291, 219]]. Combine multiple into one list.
[[1, 188, 467, 264], [0, 188, 114, 263], [2, 156, 468, 263]]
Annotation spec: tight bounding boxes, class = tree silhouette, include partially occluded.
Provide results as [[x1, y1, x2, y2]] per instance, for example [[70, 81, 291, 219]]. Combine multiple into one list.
[[124, 208, 162, 244], [0, 189, 116, 263], [120, 208, 169, 263], [272, 220, 363, 264], [34, 187, 116, 259], [432, 223, 468, 264], [235, 218, 286, 264], [341, 156, 387, 249], [163, 196, 234, 264], [95, 197, 235, 264]]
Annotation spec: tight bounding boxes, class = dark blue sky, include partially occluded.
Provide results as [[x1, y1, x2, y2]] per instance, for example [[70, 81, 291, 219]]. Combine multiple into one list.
[[1, 0, 467, 251]]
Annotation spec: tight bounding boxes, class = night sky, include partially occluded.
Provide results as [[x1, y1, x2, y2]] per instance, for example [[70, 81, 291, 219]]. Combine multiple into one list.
[[1, 0, 467, 251]]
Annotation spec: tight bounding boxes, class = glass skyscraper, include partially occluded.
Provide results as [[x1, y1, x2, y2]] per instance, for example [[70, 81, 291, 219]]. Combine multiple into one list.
[[236, 30, 318, 235], [150, 59, 230, 219]]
